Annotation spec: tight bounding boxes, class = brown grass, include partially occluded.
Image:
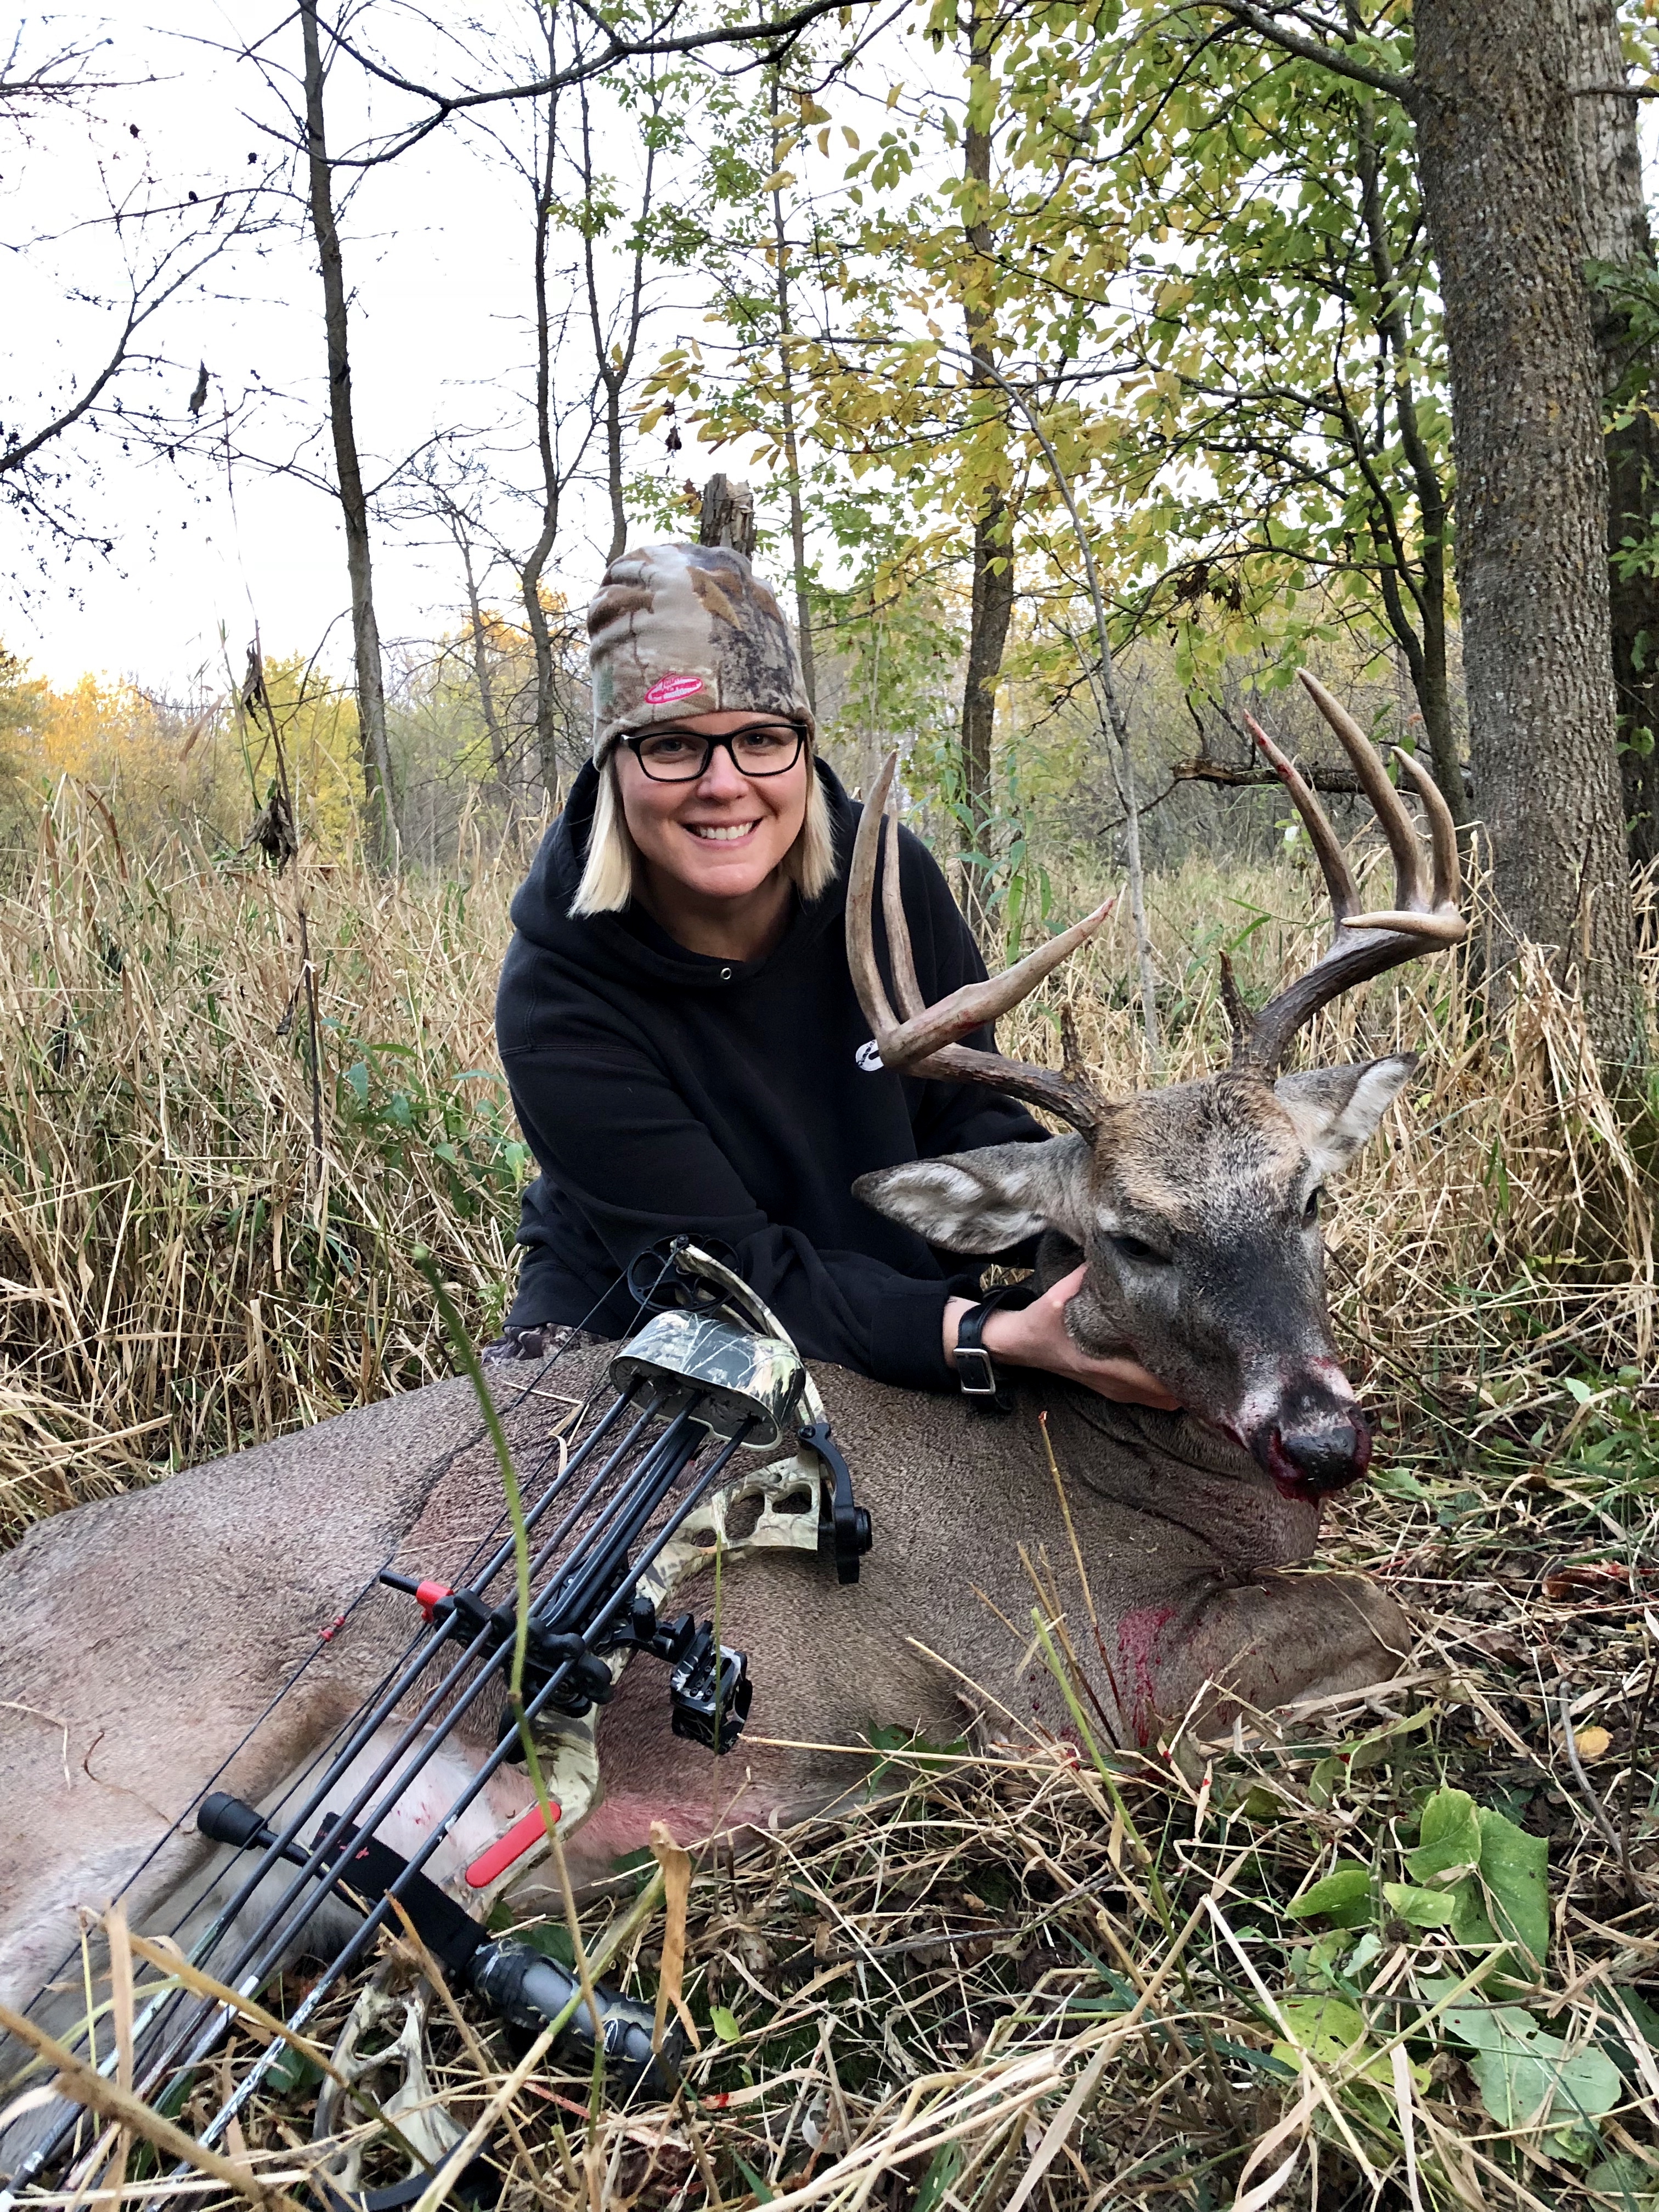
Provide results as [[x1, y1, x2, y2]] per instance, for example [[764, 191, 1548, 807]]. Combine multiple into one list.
[[0, 794, 527, 1540], [3, 799, 1657, 2212]]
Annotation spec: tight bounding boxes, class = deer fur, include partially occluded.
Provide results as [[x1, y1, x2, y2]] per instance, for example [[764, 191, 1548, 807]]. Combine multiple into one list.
[[0, 1268, 1408, 2056]]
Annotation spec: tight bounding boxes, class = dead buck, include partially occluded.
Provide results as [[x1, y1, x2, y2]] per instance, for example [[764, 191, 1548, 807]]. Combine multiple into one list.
[[0, 674, 1461, 2163]]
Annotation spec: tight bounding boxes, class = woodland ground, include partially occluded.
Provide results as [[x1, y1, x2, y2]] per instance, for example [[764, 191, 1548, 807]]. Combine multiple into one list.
[[1, 794, 1656, 2212]]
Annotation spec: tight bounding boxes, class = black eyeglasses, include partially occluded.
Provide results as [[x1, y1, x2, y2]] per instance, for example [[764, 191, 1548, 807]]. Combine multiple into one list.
[[623, 721, 809, 782]]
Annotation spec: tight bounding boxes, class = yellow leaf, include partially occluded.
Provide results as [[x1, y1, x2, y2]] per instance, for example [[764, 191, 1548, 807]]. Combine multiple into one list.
[[758, 168, 795, 195]]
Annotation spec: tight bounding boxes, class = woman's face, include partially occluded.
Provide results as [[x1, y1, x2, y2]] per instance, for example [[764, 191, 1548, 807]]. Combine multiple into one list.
[[613, 710, 810, 904]]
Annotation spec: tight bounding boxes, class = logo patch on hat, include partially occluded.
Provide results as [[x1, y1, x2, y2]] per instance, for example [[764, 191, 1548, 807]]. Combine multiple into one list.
[[643, 672, 707, 706]]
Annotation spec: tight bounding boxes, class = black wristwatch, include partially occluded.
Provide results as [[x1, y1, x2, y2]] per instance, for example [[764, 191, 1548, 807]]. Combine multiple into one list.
[[952, 1284, 1033, 1414]]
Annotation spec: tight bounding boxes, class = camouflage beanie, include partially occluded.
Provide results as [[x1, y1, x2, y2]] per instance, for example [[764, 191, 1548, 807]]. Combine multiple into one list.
[[587, 542, 814, 765]]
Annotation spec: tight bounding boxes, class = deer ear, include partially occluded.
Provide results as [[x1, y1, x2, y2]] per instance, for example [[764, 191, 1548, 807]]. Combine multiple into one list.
[[854, 1135, 1091, 1252], [1274, 1054, 1416, 1177]]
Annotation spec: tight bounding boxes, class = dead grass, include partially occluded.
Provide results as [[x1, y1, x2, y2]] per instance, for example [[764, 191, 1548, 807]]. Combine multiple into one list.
[[3, 798, 1657, 2212], [0, 792, 528, 1538]]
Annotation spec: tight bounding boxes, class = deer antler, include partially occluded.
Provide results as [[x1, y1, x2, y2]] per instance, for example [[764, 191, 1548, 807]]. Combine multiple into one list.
[[847, 753, 1115, 1137], [1234, 669, 1468, 1075]]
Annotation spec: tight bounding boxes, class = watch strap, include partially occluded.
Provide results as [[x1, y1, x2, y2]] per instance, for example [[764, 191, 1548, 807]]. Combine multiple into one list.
[[953, 1283, 1034, 1414]]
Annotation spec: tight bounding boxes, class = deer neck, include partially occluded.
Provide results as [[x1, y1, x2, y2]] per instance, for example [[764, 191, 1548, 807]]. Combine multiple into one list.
[[1042, 1387, 1324, 1571]]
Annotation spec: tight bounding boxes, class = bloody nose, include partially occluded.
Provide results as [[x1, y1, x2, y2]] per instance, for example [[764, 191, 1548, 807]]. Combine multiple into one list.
[[1260, 1415, 1372, 1498]]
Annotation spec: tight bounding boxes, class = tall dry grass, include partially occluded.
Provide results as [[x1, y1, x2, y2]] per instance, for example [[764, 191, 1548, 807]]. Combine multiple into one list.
[[0, 794, 529, 1538], [4, 799, 1656, 2212], [0, 792, 1652, 1542]]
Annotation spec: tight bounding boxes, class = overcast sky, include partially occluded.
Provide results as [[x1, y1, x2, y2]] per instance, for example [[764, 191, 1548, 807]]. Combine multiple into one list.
[[2, 2, 734, 692]]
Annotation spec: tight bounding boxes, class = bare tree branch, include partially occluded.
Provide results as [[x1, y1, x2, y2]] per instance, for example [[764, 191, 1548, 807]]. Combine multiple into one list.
[[1, 219, 262, 483], [321, 0, 880, 168]]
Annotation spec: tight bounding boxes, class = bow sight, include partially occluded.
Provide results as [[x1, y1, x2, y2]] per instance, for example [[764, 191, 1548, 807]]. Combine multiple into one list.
[[2, 1240, 871, 2210]]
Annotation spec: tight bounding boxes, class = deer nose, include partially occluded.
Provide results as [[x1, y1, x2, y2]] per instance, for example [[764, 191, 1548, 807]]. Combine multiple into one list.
[[1257, 1414, 1372, 1498]]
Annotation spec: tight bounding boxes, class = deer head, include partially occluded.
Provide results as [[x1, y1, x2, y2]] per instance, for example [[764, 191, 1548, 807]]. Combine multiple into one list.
[[850, 672, 1467, 1502]]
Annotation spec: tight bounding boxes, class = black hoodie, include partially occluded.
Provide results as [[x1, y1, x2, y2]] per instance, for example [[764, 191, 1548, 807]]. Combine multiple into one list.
[[494, 759, 1046, 1389]]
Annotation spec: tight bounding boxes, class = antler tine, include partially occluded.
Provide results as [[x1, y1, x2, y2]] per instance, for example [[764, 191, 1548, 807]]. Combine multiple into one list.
[[1237, 683, 1469, 1075], [845, 751, 1115, 1136], [846, 750, 902, 1044], [1244, 712, 1359, 922], [1297, 669, 1427, 911], [881, 811, 927, 1021], [1392, 746, 1462, 914]]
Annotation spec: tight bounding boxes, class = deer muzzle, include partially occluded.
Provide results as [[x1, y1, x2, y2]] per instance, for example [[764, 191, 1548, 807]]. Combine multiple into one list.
[[1251, 1401, 1373, 1500]]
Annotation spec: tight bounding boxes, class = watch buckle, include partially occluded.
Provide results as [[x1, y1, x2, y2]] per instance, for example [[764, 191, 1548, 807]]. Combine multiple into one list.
[[955, 1346, 999, 1397]]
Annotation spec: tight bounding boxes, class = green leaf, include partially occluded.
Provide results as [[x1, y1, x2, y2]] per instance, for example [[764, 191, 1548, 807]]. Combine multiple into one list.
[[1613, 1988, 1659, 2056], [263, 2041, 324, 2095], [1473, 1806, 1549, 1966], [514, 1921, 575, 1967], [1288, 1866, 1373, 1929], [1584, 2152, 1658, 2209], [1443, 2002, 1620, 2154], [709, 2005, 742, 2044], [1307, 1754, 1345, 1806], [1272, 1994, 1425, 2091], [914, 2143, 966, 2212], [1382, 1881, 1458, 1928], [1406, 1787, 1482, 1886], [1238, 1784, 1284, 1820], [730, 2153, 775, 2202]]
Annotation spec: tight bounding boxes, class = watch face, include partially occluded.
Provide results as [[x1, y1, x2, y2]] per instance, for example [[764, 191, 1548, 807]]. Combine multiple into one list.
[[955, 1346, 999, 1396]]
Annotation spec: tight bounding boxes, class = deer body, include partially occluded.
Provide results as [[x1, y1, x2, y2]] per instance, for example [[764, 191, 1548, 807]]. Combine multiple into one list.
[[0, 1340, 1406, 2039]]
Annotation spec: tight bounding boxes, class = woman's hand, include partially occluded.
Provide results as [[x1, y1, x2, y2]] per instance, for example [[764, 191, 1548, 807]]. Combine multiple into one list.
[[945, 1266, 1181, 1409]]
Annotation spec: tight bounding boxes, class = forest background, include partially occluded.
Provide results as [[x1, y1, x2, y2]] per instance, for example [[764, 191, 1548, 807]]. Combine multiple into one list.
[[3, 0, 1658, 1481]]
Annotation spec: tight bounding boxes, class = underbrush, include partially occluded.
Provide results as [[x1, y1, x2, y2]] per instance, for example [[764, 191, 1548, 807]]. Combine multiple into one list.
[[3, 790, 1657, 2207], [0, 795, 529, 1537], [0, 791, 1653, 1536]]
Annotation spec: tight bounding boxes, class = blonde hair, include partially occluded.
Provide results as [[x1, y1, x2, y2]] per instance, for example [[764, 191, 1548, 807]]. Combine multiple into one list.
[[569, 749, 837, 917]]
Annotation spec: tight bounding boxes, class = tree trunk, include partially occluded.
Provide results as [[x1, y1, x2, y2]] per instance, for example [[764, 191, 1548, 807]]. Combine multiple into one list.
[[957, 0, 1013, 948], [1566, 0, 1659, 873], [1413, 0, 1641, 1066], [299, 0, 396, 866], [580, 81, 653, 569], [769, 72, 817, 711], [1354, 105, 1465, 826], [458, 535, 510, 805], [520, 46, 563, 804], [698, 473, 757, 556]]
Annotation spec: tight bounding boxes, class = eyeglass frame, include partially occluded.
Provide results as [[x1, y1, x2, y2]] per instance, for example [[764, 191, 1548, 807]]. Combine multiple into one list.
[[619, 719, 811, 783]]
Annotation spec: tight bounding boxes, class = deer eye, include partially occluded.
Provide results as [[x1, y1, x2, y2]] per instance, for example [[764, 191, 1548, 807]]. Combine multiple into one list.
[[1109, 1233, 1169, 1265], [1303, 1189, 1322, 1226]]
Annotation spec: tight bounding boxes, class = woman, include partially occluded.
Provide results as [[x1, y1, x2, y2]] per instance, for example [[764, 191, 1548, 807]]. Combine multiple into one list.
[[493, 540, 1172, 1409]]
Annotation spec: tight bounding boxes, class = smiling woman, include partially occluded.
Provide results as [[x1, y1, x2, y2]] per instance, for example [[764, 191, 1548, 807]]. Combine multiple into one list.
[[489, 541, 1172, 1406]]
